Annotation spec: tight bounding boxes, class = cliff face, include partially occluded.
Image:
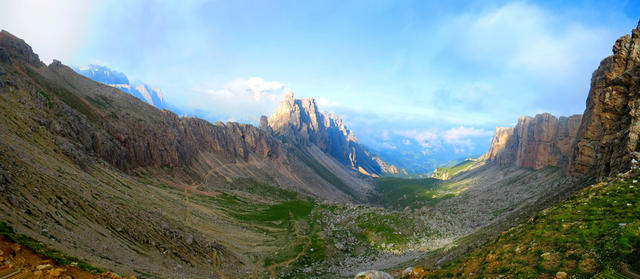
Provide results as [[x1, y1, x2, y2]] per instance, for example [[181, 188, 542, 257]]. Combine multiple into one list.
[[485, 21, 640, 179], [483, 127, 516, 165], [484, 113, 582, 170], [268, 93, 403, 176], [569, 21, 640, 179]]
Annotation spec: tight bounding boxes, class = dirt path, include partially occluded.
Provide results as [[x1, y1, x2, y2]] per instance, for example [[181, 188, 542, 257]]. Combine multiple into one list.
[[151, 166, 221, 197], [266, 214, 312, 279], [267, 235, 311, 279]]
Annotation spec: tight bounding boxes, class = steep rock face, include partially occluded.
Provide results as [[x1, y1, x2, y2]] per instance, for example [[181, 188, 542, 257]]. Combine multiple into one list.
[[0, 30, 41, 65], [268, 92, 401, 176], [483, 127, 516, 165], [484, 113, 582, 170], [569, 21, 640, 179]]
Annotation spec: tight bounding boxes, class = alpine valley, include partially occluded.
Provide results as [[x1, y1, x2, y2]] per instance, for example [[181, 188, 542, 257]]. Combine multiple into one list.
[[0, 12, 639, 279]]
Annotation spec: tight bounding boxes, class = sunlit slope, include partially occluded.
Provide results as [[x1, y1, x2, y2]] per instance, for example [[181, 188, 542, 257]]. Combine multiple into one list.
[[430, 159, 484, 180], [408, 174, 640, 278]]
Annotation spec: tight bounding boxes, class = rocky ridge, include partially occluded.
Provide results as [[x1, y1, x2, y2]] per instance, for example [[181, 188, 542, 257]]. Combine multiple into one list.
[[483, 113, 582, 170], [483, 20, 640, 180], [269, 92, 404, 176], [0, 29, 376, 203]]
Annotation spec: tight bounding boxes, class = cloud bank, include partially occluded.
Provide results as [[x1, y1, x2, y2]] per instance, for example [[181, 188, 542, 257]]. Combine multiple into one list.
[[188, 77, 290, 123]]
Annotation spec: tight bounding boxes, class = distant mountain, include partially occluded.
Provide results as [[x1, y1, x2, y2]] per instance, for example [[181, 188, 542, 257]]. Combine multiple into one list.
[[374, 143, 464, 175], [268, 92, 405, 176], [73, 64, 165, 108]]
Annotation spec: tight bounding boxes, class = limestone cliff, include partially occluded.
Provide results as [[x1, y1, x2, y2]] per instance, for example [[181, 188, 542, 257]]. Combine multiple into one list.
[[268, 92, 403, 176], [569, 21, 640, 179], [484, 113, 582, 170]]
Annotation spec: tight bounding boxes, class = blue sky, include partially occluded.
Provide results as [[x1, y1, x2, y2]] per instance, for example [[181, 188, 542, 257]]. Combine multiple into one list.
[[1, 0, 639, 171]]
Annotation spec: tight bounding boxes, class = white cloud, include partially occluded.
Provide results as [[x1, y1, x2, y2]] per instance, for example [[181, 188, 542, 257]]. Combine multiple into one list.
[[317, 97, 341, 108], [379, 142, 397, 150], [0, 0, 102, 63], [190, 77, 290, 123], [396, 130, 441, 149], [443, 126, 493, 144], [448, 1, 611, 81], [395, 126, 493, 155]]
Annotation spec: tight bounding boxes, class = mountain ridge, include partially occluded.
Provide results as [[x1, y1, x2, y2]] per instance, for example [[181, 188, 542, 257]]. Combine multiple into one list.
[[482, 113, 583, 171], [0, 29, 376, 203], [268, 92, 405, 177]]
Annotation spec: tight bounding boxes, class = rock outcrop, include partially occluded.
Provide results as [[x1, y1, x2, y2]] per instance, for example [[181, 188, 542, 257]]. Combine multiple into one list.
[[483, 127, 516, 165], [569, 21, 640, 179], [484, 113, 582, 170], [268, 92, 402, 176], [0, 30, 41, 65]]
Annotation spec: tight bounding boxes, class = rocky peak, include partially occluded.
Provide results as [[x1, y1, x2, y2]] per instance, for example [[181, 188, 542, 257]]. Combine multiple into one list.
[[268, 93, 402, 176], [484, 113, 582, 170], [569, 20, 640, 179], [259, 115, 271, 132], [0, 30, 41, 65]]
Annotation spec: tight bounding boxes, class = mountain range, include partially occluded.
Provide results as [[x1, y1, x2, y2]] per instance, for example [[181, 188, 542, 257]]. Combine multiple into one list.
[[0, 20, 639, 279], [73, 64, 166, 109]]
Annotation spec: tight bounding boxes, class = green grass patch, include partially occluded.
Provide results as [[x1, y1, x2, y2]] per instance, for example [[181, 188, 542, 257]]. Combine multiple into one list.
[[229, 178, 299, 200], [374, 177, 449, 209], [432, 159, 477, 179], [240, 200, 314, 223], [356, 212, 414, 247]]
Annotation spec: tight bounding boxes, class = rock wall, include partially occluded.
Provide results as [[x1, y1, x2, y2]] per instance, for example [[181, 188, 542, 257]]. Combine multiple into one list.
[[569, 21, 640, 178], [484, 113, 582, 170], [49, 63, 281, 172], [483, 127, 516, 165], [269, 92, 403, 176]]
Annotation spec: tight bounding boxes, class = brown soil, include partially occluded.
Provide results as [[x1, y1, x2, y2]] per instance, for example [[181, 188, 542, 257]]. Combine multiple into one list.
[[0, 235, 132, 279]]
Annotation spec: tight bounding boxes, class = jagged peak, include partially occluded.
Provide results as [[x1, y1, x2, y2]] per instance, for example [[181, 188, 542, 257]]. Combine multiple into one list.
[[268, 92, 398, 176]]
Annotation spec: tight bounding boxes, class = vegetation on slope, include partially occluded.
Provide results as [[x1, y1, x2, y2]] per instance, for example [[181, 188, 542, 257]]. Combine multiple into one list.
[[407, 174, 640, 278], [0, 221, 108, 275], [431, 159, 482, 180], [373, 177, 454, 209]]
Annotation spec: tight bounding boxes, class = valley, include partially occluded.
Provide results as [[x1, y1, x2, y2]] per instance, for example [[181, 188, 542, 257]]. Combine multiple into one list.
[[0, 9, 639, 279]]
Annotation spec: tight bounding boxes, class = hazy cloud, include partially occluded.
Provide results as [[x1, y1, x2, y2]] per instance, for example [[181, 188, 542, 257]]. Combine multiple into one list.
[[0, 0, 102, 63], [394, 126, 493, 155], [443, 126, 494, 144], [189, 77, 290, 123]]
